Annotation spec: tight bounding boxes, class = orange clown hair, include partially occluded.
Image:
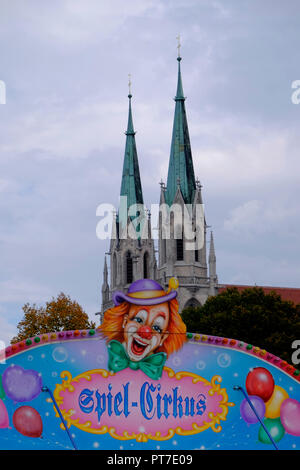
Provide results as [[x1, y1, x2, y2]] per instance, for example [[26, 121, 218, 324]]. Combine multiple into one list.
[[98, 298, 186, 357]]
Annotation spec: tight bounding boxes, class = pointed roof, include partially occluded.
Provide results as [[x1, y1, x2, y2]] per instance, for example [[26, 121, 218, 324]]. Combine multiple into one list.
[[119, 93, 144, 214], [175, 57, 185, 100], [102, 256, 109, 292], [209, 231, 216, 263], [165, 55, 196, 206], [118, 92, 147, 240], [103, 255, 108, 277]]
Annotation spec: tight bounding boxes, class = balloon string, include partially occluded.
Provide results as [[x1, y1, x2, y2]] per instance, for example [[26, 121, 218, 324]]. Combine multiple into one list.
[[41, 385, 78, 450], [233, 385, 279, 450]]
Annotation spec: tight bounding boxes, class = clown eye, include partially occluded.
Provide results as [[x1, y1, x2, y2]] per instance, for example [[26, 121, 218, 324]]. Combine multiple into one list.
[[134, 317, 143, 324], [151, 314, 166, 334], [132, 309, 147, 324], [152, 325, 162, 333]]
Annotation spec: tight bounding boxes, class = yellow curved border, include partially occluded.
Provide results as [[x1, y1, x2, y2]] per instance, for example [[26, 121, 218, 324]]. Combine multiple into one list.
[[51, 367, 234, 442]]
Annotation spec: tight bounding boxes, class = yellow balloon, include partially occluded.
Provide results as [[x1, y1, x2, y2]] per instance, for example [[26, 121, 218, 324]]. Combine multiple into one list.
[[265, 385, 289, 419]]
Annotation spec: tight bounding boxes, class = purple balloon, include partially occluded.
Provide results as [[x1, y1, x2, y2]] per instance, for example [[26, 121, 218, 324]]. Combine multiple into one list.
[[2, 365, 42, 402], [240, 395, 266, 424]]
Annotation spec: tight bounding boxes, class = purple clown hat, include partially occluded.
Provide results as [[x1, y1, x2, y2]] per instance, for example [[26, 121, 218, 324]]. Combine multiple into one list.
[[112, 278, 179, 306]]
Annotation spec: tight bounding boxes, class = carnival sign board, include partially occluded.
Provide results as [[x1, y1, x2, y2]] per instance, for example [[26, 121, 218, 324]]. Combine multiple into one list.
[[0, 278, 299, 450]]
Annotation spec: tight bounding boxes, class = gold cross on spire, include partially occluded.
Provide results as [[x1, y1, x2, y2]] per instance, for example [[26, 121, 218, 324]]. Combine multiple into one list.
[[176, 34, 181, 58], [128, 73, 132, 96]]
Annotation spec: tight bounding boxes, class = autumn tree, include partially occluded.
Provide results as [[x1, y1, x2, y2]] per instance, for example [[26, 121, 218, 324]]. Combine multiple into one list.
[[12, 292, 96, 343], [181, 287, 300, 362]]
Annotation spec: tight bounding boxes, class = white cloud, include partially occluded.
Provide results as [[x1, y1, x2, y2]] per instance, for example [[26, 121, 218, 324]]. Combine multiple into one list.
[[0, 178, 18, 193], [191, 119, 300, 192], [223, 198, 300, 236], [224, 200, 262, 233], [0, 97, 126, 158], [1, 0, 157, 46], [0, 314, 17, 347], [0, 279, 52, 304], [218, 250, 300, 288]]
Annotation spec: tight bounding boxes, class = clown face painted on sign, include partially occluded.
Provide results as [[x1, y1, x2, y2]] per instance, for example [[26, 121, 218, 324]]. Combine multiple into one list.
[[99, 278, 187, 378], [123, 301, 170, 362]]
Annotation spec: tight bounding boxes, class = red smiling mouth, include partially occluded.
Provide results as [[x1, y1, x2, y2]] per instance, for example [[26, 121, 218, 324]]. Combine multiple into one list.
[[131, 337, 148, 356]]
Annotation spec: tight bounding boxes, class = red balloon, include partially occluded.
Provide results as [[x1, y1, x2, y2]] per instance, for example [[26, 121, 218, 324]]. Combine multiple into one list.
[[246, 367, 274, 402], [13, 406, 43, 438]]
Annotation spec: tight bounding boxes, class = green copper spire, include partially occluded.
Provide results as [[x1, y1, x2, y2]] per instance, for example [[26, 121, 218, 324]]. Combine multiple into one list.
[[119, 91, 144, 230], [175, 56, 185, 100], [165, 53, 196, 206]]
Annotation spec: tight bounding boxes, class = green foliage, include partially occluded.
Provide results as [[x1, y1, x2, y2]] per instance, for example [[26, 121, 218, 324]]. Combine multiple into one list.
[[181, 287, 300, 362], [12, 292, 96, 343]]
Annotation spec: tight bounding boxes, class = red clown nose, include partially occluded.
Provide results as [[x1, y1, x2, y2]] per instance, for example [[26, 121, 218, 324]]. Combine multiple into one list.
[[138, 325, 152, 340]]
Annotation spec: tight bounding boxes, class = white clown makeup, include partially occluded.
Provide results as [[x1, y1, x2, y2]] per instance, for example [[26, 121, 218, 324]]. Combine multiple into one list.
[[122, 302, 170, 362]]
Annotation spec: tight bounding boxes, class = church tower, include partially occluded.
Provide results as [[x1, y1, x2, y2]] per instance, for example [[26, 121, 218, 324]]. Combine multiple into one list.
[[101, 88, 156, 317], [100, 49, 218, 318], [156, 48, 218, 311]]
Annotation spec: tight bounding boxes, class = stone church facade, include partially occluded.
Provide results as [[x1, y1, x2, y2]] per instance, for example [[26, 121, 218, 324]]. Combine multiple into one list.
[[101, 53, 218, 319]]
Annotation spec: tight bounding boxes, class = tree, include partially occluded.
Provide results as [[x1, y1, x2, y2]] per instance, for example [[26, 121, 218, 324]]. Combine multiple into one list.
[[11, 292, 96, 343], [181, 287, 300, 362]]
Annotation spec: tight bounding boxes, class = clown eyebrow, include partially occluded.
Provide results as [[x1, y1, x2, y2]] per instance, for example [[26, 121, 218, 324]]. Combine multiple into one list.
[[154, 311, 166, 319], [134, 307, 150, 313], [129, 307, 149, 318]]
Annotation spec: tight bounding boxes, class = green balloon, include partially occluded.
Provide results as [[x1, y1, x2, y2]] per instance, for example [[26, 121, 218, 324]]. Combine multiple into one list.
[[0, 375, 5, 400], [258, 418, 285, 445]]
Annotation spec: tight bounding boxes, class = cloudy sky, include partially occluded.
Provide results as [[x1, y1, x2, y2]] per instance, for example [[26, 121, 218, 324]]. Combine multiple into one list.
[[0, 0, 299, 345]]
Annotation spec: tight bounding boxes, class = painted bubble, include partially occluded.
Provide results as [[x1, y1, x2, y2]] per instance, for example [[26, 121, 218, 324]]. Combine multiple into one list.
[[96, 355, 105, 365], [52, 347, 68, 363], [196, 360, 206, 370], [217, 353, 231, 368], [172, 356, 181, 366]]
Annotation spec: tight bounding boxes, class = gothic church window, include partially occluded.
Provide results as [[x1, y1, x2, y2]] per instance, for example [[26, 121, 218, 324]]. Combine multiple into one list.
[[113, 253, 117, 287], [126, 251, 133, 284], [176, 238, 184, 261], [194, 235, 199, 262], [175, 224, 184, 261], [143, 251, 149, 279], [162, 238, 166, 264]]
